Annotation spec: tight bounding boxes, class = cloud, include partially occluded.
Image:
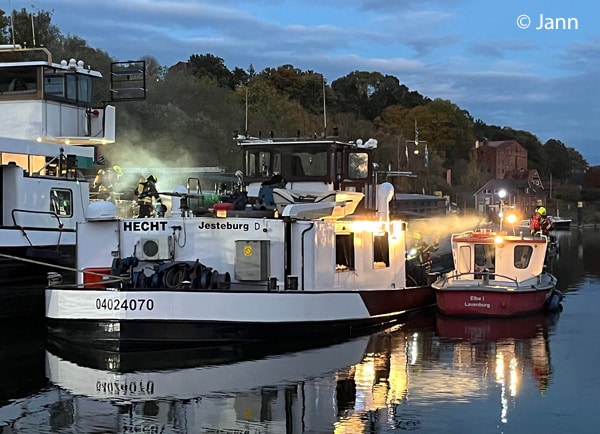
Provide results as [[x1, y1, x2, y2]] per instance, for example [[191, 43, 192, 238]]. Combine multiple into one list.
[[12, 0, 599, 164], [469, 40, 536, 58]]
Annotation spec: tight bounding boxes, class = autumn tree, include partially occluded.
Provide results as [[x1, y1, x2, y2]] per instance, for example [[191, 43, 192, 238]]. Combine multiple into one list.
[[188, 53, 234, 89]]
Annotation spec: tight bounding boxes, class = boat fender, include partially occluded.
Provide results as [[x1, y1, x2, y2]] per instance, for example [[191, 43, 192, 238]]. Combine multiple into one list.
[[546, 289, 564, 313], [200, 267, 213, 289], [220, 272, 231, 289]]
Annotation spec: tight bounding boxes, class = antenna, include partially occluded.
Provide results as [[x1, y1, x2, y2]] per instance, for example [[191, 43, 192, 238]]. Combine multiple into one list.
[[245, 87, 248, 137], [322, 75, 327, 137], [31, 13, 36, 47], [9, 8, 15, 46]]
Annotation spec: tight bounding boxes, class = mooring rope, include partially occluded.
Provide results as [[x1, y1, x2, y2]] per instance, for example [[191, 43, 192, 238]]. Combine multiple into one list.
[[0, 252, 124, 286]]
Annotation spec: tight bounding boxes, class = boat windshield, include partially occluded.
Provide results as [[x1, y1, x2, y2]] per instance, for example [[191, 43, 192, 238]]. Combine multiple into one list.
[[44, 72, 93, 104], [475, 244, 495, 272], [0, 66, 37, 96]]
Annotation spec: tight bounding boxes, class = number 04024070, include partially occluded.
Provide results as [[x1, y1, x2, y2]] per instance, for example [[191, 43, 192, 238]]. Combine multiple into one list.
[[95, 298, 154, 311]]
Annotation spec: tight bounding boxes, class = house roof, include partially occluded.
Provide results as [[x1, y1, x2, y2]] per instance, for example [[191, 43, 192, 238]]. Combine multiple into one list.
[[473, 179, 517, 196], [485, 140, 519, 148]]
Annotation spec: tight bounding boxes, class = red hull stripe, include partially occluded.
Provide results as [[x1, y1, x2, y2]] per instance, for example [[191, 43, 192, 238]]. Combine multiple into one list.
[[359, 287, 435, 316]]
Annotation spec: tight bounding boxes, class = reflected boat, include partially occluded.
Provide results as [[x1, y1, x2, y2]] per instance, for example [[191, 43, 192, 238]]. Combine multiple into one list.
[[46, 335, 372, 402], [435, 310, 556, 407], [44, 310, 436, 433], [435, 311, 559, 342]]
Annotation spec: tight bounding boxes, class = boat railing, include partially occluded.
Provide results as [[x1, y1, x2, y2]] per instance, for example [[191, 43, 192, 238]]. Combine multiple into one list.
[[11, 208, 64, 231], [530, 231, 549, 239], [436, 271, 521, 288], [450, 228, 495, 240]]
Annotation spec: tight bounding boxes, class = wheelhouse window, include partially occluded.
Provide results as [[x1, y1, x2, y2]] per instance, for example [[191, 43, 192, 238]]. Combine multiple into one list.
[[373, 233, 390, 268], [514, 245, 533, 269], [44, 75, 64, 96], [348, 151, 369, 179], [0, 67, 37, 97], [246, 150, 281, 177], [475, 244, 495, 271], [290, 150, 327, 177], [457, 245, 472, 273], [50, 189, 73, 217], [44, 73, 93, 105], [336, 233, 355, 271]]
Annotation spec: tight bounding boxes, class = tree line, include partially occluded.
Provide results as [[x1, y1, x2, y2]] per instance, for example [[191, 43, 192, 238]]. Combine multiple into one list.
[[0, 7, 589, 199]]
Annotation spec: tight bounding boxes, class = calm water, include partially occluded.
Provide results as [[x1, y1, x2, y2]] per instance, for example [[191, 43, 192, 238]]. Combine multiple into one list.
[[1, 228, 599, 433]]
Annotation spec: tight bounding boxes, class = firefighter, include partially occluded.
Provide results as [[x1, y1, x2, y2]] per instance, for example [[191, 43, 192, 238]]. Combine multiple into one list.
[[93, 165, 123, 202], [135, 174, 161, 218], [410, 232, 440, 269], [530, 206, 554, 236]]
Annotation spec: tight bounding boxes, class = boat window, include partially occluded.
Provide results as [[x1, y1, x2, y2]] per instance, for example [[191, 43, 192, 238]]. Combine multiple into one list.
[[514, 245, 533, 269], [373, 233, 390, 268], [246, 150, 280, 177], [78, 75, 93, 103], [44, 75, 64, 97], [291, 151, 327, 177], [457, 245, 472, 273], [348, 152, 369, 179], [0, 67, 37, 96], [65, 74, 77, 100], [50, 189, 73, 217], [475, 244, 495, 272], [272, 153, 281, 175], [247, 152, 256, 176], [336, 233, 355, 271], [44, 73, 94, 105], [259, 152, 271, 176]]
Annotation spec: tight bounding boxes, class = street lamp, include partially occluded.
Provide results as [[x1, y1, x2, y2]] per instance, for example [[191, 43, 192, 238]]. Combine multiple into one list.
[[498, 189, 507, 231]]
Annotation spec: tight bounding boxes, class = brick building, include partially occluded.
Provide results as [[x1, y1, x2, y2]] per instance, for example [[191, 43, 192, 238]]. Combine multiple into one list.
[[476, 140, 528, 181]]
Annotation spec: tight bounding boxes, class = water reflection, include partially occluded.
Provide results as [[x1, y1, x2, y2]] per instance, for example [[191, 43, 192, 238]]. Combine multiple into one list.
[[8, 228, 600, 432], [39, 308, 557, 433], [41, 312, 433, 433], [435, 312, 557, 424]]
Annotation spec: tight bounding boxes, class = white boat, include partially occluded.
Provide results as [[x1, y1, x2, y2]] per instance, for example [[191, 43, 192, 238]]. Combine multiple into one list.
[[0, 44, 119, 317], [45, 137, 437, 349], [548, 215, 571, 230], [432, 229, 562, 317]]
